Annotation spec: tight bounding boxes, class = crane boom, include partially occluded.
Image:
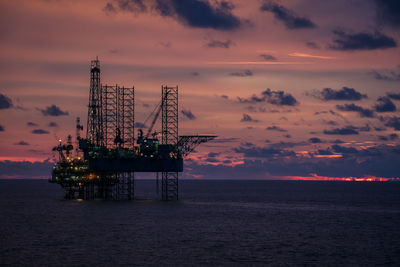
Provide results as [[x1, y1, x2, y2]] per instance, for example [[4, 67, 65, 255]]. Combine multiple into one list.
[[145, 103, 162, 138]]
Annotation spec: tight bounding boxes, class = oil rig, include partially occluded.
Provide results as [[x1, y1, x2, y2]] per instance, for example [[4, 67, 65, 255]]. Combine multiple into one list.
[[49, 58, 216, 201]]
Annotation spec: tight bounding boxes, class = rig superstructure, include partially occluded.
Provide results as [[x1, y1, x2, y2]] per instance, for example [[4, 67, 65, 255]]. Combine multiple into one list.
[[49, 58, 216, 201]]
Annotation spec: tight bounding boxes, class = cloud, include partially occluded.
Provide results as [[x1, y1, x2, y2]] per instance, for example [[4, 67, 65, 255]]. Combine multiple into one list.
[[134, 122, 147, 128], [329, 30, 397, 51], [288, 52, 333, 59], [0, 125, 4, 131], [14, 141, 29, 146], [259, 54, 277, 61], [0, 93, 13, 109], [268, 141, 306, 149], [336, 103, 375, 118], [210, 137, 239, 143], [331, 144, 358, 154], [238, 88, 298, 106], [154, 0, 242, 30], [234, 145, 295, 158], [106, 0, 243, 30], [305, 41, 320, 49], [39, 105, 69, 116], [207, 152, 220, 158], [387, 92, 400, 100], [381, 116, 400, 130], [316, 149, 333, 155], [229, 70, 253, 77], [375, 97, 396, 112], [206, 39, 235, 48], [260, 1, 316, 30], [315, 87, 367, 101], [370, 67, 400, 81], [240, 113, 259, 122], [48, 122, 58, 127], [27, 122, 38, 127], [374, 0, 400, 28], [109, 0, 147, 14], [103, 2, 118, 14], [181, 108, 196, 120], [323, 120, 338, 126], [323, 126, 359, 135], [309, 137, 322, 143], [378, 133, 398, 141], [266, 125, 287, 132], [32, 129, 50, 134]]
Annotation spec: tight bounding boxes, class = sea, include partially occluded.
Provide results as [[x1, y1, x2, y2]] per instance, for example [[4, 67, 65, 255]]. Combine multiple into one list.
[[1, 179, 400, 266]]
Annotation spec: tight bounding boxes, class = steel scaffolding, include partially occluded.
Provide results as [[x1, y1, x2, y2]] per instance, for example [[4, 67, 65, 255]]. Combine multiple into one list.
[[161, 85, 179, 201]]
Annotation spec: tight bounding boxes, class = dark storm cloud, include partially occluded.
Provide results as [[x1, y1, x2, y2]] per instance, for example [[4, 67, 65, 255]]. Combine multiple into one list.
[[238, 89, 298, 106], [309, 137, 322, 143], [206, 39, 235, 48], [323, 126, 359, 135], [14, 141, 29, 146], [134, 122, 147, 128], [0, 93, 13, 109], [331, 145, 358, 154], [240, 113, 259, 122], [0, 125, 4, 131], [32, 129, 50, 134], [229, 70, 253, 77], [260, 1, 316, 30], [38, 105, 69, 116], [305, 41, 320, 49], [336, 103, 375, 118], [181, 109, 196, 120], [27, 122, 38, 127], [48, 122, 58, 127], [315, 87, 367, 101], [375, 97, 396, 112], [266, 125, 287, 132], [329, 30, 397, 51], [381, 116, 400, 130], [259, 54, 277, 61], [387, 92, 400, 100], [374, 0, 400, 28]]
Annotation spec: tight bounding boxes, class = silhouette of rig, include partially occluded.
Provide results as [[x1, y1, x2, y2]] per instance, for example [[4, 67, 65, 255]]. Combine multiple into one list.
[[49, 58, 216, 201]]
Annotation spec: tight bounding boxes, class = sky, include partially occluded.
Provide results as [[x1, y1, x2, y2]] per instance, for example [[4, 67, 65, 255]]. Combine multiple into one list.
[[0, 0, 399, 180]]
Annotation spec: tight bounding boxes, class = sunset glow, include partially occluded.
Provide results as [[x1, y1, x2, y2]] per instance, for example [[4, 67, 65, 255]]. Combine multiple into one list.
[[0, 0, 399, 180]]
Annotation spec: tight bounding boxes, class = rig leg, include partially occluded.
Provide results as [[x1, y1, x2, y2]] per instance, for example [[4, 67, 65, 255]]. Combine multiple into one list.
[[161, 172, 178, 201]]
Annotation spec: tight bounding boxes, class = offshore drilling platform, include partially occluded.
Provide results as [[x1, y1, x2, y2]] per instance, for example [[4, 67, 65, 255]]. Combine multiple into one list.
[[49, 58, 216, 201]]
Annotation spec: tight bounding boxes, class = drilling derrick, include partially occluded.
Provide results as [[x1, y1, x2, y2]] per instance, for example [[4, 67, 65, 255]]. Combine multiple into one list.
[[50, 58, 216, 201], [87, 58, 103, 147]]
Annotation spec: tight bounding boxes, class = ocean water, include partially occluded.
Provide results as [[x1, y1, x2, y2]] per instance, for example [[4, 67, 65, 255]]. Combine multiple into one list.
[[1, 180, 400, 266]]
